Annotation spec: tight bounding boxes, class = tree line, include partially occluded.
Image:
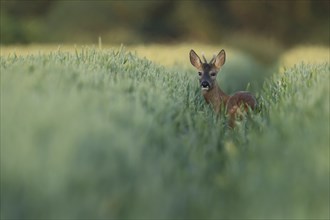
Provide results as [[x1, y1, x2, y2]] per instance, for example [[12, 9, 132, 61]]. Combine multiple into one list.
[[1, 0, 329, 45]]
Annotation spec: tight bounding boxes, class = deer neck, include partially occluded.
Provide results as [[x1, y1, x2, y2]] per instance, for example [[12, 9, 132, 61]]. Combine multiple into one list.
[[202, 82, 229, 113]]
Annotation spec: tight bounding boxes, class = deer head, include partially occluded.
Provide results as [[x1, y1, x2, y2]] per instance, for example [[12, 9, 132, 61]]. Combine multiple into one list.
[[189, 49, 226, 93]]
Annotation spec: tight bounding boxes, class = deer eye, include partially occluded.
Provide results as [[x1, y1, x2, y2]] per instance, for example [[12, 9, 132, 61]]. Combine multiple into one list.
[[210, 72, 216, 77], [198, 72, 202, 76]]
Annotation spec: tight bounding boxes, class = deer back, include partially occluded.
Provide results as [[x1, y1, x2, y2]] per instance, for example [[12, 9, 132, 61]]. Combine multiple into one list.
[[226, 91, 257, 113]]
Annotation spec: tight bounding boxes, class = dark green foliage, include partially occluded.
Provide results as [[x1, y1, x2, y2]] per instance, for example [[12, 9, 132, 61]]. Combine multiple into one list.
[[1, 1, 329, 45], [1, 48, 329, 219]]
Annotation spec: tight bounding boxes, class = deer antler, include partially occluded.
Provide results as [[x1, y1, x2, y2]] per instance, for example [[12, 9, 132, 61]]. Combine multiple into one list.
[[209, 54, 216, 64], [201, 52, 208, 63]]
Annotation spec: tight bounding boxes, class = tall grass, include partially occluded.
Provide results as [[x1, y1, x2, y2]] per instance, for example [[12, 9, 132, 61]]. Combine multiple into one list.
[[1, 47, 329, 219]]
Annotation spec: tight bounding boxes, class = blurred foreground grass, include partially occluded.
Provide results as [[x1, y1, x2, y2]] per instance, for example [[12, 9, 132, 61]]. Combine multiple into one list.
[[1, 45, 329, 219]]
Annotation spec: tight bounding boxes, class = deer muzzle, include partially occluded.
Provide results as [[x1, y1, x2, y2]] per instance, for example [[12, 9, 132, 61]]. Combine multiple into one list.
[[201, 81, 211, 91]]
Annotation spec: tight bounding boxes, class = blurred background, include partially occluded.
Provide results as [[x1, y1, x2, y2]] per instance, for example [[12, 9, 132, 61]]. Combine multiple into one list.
[[1, 0, 329, 46], [1, 1, 329, 219]]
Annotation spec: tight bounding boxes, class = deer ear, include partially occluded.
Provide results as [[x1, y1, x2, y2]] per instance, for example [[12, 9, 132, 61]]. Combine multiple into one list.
[[189, 49, 202, 70], [214, 49, 226, 70]]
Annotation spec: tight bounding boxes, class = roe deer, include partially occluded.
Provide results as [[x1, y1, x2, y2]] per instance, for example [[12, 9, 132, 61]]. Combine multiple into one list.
[[189, 49, 257, 127]]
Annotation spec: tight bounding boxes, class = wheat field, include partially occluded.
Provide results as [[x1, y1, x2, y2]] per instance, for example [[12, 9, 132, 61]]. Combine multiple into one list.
[[1, 44, 329, 219]]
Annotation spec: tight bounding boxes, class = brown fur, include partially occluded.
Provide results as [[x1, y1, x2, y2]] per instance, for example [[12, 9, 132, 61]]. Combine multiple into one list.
[[189, 49, 257, 127]]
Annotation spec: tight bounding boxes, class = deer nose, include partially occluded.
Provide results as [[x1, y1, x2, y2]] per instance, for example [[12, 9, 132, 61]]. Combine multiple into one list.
[[201, 81, 210, 88]]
